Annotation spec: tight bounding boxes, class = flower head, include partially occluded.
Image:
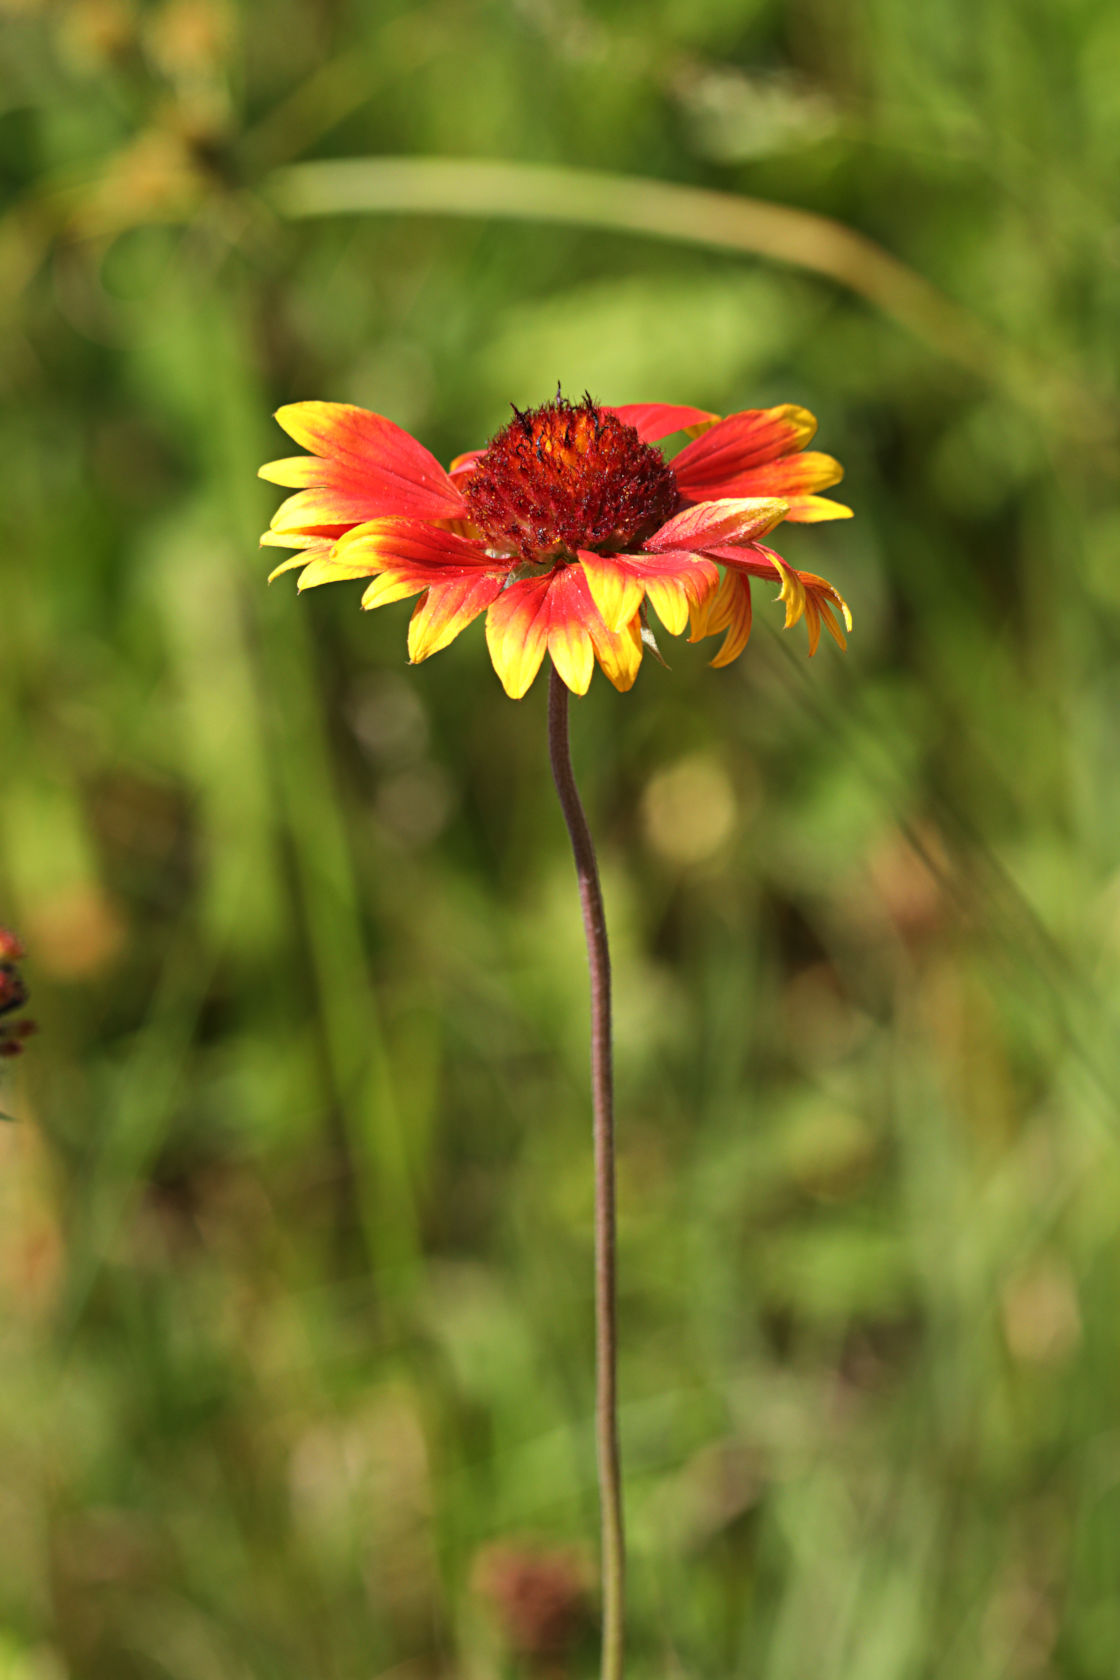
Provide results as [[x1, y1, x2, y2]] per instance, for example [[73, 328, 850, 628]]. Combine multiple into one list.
[[261, 392, 851, 698]]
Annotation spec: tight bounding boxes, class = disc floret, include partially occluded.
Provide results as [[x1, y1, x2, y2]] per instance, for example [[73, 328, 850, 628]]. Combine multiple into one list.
[[465, 395, 680, 563]]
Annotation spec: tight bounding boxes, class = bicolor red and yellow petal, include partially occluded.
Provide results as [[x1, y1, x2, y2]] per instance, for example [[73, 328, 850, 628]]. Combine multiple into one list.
[[644, 496, 789, 554], [698, 539, 852, 659], [485, 569, 643, 699], [299, 519, 514, 666], [260, 402, 467, 538], [408, 573, 508, 663], [578, 549, 721, 637], [689, 568, 754, 668], [605, 402, 720, 443], [672, 406, 852, 522]]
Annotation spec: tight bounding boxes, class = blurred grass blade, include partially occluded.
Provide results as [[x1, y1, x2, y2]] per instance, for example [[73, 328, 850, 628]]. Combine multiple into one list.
[[266, 156, 1109, 447], [267, 155, 995, 379]]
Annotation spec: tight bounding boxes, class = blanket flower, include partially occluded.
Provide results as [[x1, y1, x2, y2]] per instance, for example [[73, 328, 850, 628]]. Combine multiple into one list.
[[262, 393, 851, 698]]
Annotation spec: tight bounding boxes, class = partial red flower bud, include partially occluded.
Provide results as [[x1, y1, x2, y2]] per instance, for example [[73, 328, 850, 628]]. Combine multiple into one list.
[[0, 928, 34, 1060], [473, 1541, 591, 1663]]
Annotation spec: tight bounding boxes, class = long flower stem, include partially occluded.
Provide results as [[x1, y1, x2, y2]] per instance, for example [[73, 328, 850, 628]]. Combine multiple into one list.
[[547, 666, 624, 1680]]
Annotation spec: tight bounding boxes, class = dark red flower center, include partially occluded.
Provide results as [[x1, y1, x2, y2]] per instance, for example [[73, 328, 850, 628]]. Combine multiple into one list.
[[464, 395, 679, 562]]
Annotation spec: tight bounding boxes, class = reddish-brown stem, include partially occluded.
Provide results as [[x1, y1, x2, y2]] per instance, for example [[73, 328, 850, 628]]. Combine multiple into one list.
[[547, 666, 624, 1680]]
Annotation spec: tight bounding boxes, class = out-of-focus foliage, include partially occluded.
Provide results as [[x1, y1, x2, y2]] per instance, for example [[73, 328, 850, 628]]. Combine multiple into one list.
[[2, 0, 1119, 1675]]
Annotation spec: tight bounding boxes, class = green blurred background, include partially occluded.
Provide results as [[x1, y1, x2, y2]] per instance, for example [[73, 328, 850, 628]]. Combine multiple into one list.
[[3, 0, 1120, 1674]]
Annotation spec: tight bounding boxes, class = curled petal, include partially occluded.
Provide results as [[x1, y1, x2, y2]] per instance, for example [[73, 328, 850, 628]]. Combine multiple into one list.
[[672, 405, 818, 500], [713, 540, 806, 628], [767, 549, 808, 629], [819, 599, 844, 646], [707, 543, 851, 652], [804, 591, 821, 656], [691, 569, 753, 668], [265, 401, 466, 531], [800, 571, 852, 650], [687, 582, 719, 644], [646, 497, 789, 554], [408, 574, 507, 663], [606, 403, 720, 443], [762, 553, 853, 648]]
